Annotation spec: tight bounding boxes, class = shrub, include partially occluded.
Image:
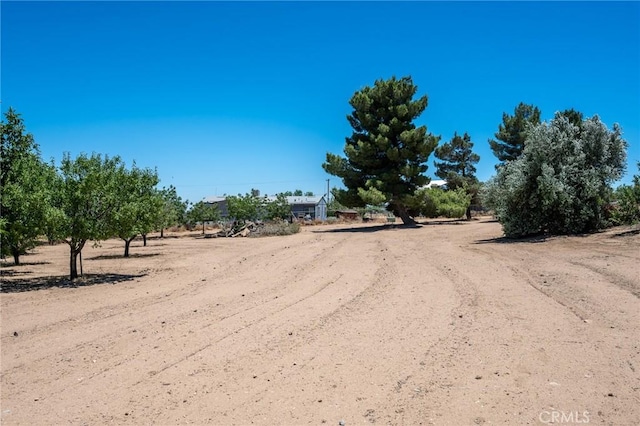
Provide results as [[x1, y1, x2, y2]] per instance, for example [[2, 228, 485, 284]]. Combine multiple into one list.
[[252, 221, 300, 237], [487, 114, 627, 237]]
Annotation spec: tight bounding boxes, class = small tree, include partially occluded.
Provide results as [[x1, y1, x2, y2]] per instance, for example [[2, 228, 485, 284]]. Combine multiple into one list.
[[226, 193, 264, 225], [51, 153, 123, 280], [488, 113, 627, 237], [489, 102, 541, 164], [155, 185, 188, 237], [187, 201, 220, 234], [108, 163, 160, 257], [323, 76, 439, 224], [265, 193, 291, 221], [434, 132, 480, 220]]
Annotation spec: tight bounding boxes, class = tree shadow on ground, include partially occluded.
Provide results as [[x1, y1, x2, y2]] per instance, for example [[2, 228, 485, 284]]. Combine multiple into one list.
[[418, 219, 470, 226], [1, 260, 51, 268], [312, 223, 423, 234], [85, 253, 161, 261], [611, 228, 640, 238], [474, 234, 548, 244], [1, 272, 147, 294]]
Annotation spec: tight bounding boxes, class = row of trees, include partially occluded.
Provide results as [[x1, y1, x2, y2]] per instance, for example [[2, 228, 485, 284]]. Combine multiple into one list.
[[323, 76, 637, 236], [1, 108, 189, 279]]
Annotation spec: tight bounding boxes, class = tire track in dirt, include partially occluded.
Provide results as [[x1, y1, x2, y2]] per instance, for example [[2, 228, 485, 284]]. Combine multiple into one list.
[[1, 231, 365, 423]]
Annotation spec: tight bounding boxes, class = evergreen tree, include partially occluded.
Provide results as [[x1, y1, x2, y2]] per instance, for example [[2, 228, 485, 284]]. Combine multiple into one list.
[[489, 102, 541, 164], [434, 132, 480, 219], [323, 76, 439, 224]]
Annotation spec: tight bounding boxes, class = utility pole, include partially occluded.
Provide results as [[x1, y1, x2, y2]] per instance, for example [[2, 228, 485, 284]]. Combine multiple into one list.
[[326, 179, 330, 204]]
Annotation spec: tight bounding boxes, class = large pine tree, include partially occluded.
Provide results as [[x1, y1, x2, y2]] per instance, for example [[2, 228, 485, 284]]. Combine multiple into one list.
[[489, 102, 541, 164], [323, 76, 439, 224]]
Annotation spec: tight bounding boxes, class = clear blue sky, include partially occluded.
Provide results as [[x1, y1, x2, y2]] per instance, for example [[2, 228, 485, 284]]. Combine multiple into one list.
[[3, 1, 639, 203]]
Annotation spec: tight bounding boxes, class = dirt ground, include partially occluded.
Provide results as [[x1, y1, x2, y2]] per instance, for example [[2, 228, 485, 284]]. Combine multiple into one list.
[[1, 218, 639, 425]]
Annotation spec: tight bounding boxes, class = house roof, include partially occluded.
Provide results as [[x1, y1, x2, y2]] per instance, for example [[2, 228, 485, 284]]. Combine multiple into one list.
[[203, 196, 227, 203], [204, 195, 326, 205]]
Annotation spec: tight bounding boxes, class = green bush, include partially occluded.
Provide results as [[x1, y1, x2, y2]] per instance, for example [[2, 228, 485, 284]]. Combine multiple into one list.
[[409, 187, 470, 218], [486, 114, 627, 237]]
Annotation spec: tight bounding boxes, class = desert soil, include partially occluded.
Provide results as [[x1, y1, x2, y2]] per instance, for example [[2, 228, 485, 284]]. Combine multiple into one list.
[[1, 218, 639, 425]]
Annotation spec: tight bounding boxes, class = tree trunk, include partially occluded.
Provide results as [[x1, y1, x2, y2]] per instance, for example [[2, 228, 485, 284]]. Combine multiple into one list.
[[160, 228, 164, 238], [70, 247, 79, 280], [466, 205, 472, 221], [124, 238, 133, 257], [12, 248, 20, 266], [68, 240, 86, 281], [394, 203, 416, 225], [202, 222, 205, 234], [142, 234, 147, 246]]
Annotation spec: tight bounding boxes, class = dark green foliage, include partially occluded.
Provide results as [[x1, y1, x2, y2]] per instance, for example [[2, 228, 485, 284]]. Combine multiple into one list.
[[434, 132, 481, 220], [0, 108, 55, 264], [489, 102, 541, 164], [323, 76, 439, 224], [486, 113, 628, 237]]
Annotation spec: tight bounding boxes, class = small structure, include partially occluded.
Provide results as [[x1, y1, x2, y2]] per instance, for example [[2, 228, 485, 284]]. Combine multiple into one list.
[[286, 196, 327, 221], [335, 209, 359, 221]]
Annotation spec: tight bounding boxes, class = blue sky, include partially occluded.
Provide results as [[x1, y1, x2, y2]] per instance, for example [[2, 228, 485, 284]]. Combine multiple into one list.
[[3, 1, 639, 203]]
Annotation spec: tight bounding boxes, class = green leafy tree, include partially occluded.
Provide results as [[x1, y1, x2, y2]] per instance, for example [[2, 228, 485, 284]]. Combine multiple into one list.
[[0, 108, 55, 264], [304, 191, 314, 196], [488, 113, 627, 237], [293, 189, 303, 196], [108, 163, 160, 257], [323, 76, 439, 224], [434, 132, 480, 220], [155, 185, 188, 237], [50, 153, 123, 280], [489, 102, 541, 164], [265, 193, 292, 221], [226, 193, 264, 225], [187, 201, 220, 234]]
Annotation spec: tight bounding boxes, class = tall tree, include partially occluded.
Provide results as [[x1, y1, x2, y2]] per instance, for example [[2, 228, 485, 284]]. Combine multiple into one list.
[[323, 76, 439, 224], [434, 132, 480, 220], [0, 108, 54, 264], [51, 153, 123, 280], [489, 102, 541, 164]]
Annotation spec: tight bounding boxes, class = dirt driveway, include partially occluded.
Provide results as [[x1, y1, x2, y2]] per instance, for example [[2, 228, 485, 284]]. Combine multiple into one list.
[[1, 219, 638, 425]]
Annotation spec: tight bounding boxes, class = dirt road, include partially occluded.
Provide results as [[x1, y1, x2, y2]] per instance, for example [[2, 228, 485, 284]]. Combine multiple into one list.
[[1, 219, 638, 425]]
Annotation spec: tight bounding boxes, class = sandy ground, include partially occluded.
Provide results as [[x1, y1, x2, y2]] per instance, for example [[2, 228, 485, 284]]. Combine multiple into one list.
[[1, 218, 639, 425]]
